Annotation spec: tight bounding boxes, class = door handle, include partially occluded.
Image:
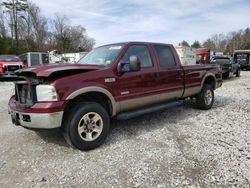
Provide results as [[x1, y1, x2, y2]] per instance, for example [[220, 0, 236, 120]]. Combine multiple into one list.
[[176, 70, 182, 78], [152, 72, 160, 80]]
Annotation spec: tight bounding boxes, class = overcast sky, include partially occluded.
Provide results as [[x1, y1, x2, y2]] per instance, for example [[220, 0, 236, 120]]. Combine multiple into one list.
[[33, 0, 250, 47]]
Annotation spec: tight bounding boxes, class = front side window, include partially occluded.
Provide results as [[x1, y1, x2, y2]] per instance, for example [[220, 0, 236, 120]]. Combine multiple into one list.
[[121, 45, 152, 68], [78, 44, 124, 66], [155, 45, 176, 67]]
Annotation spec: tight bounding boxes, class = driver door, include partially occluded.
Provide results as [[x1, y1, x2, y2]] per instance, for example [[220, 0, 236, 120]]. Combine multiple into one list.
[[115, 44, 158, 112]]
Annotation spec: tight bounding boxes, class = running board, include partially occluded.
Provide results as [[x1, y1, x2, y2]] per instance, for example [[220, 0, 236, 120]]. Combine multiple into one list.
[[116, 101, 183, 120]]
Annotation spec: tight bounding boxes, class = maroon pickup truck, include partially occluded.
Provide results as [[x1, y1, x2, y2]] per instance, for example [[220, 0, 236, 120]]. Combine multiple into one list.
[[8, 42, 222, 150]]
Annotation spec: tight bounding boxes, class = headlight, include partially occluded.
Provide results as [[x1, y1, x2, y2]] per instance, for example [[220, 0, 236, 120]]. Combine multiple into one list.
[[36, 85, 59, 102]]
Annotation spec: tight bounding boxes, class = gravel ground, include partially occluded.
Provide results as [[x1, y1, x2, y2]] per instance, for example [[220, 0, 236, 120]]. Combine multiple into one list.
[[0, 72, 250, 188]]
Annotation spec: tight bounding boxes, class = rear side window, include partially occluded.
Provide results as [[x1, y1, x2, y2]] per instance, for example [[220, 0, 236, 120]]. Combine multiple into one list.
[[121, 45, 152, 68], [155, 45, 176, 67]]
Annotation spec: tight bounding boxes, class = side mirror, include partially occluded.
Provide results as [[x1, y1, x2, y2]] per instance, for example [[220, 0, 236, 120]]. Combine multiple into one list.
[[117, 55, 141, 73], [129, 55, 141, 71]]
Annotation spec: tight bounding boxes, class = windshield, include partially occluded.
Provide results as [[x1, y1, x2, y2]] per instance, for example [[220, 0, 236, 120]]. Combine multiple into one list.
[[0, 55, 21, 62], [77, 44, 124, 66]]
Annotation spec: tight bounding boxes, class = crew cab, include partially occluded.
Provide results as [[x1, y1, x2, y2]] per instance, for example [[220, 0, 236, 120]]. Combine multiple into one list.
[[0, 55, 25, 76], [8, 42, 223, 150], [210, 56, 240, 78]]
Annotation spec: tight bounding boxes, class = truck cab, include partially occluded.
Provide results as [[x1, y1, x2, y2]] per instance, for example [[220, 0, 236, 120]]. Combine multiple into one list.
[[196, 48, 210, 64], [234, 50, 250, 70]]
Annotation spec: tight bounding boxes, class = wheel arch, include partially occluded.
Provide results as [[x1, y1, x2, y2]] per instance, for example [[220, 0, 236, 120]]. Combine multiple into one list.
[[65, 87, 117, 117], [201, 73, 216, 90]]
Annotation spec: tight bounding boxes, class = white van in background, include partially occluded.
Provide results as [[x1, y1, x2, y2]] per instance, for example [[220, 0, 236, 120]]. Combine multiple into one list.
[[175, 46, 197, 65]]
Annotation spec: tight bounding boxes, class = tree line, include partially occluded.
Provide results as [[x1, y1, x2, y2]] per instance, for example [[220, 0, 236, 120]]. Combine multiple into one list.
[[1, 0, 249, 56], [179, 27, 250, 55], [0, 0, 95, 54]]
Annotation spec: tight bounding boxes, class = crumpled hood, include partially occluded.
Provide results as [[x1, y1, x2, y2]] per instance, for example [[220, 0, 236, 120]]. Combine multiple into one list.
[[15, 63, 101, 77]]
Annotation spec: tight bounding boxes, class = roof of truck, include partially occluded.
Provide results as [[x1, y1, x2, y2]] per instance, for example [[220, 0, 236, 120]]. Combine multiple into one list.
[[98, 41, 172, 48]]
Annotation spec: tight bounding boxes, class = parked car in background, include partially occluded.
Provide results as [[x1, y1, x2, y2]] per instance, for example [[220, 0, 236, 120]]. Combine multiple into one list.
[[210, 56, 240, 78], [0, 55, 25, 76], [19, 52, 49, 67], [234, 50, 250, 70]]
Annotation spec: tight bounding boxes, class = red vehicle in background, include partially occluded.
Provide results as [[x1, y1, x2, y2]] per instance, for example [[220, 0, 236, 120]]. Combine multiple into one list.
[[0, 55, 25, 76], [196, 48, 210, 64]]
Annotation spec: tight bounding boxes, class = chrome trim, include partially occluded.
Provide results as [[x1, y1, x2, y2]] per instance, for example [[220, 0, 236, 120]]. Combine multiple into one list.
[[10, 110, 63, 129], [119, 90, 182, 112], [66, 86, 117, 116], [182, 86, 201, 98]]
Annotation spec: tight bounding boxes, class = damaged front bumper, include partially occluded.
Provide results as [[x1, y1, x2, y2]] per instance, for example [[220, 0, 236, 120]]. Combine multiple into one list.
[[8, 96, 65, 129], [9, 110, 63, 129]]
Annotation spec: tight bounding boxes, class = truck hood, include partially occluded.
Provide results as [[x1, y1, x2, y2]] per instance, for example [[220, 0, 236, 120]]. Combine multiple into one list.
[[15, 63, 102, 77]]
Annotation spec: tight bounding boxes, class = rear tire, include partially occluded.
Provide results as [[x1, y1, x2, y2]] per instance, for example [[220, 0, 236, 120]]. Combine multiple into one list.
[[63, 102, 110, 150], [223, 72, 229, 79], [236, 69, 240, 77], [195, 84, 214, 110]]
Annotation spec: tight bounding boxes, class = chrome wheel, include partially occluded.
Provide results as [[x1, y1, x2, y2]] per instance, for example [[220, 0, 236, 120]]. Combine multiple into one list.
[[204, 90, 213, 106], [78, 112, 103, 142]]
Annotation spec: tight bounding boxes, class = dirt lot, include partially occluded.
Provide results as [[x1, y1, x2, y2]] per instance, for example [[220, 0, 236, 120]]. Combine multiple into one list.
[[0, 72, 250, 187]]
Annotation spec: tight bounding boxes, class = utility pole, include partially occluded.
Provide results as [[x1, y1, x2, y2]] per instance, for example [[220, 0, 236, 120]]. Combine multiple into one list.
[[2, 0, 28, 53]]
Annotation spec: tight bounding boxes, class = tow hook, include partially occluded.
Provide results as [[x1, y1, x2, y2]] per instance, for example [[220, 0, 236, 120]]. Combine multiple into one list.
[[11, 113, 20, 126]]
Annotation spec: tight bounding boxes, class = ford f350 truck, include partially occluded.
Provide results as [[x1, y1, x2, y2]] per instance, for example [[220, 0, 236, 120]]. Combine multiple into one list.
[[8, 42, 222, 150]]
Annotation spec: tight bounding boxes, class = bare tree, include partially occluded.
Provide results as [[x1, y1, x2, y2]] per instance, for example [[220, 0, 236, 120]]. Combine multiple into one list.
[[52, 14, 70, 52], [2, 0, 28, 51], [179, 40, 190, 47], [69, 25, 95, 51], [0, 7, 7, 38], [14, 1, 49, 52], [27, 2, 47, 50], [52, 14, 95, 53], [191, 41, 201, 49], [0, 1, 95, 54]]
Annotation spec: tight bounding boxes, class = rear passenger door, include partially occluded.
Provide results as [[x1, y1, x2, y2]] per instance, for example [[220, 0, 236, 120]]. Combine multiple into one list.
[[153, 45, 184, 99]]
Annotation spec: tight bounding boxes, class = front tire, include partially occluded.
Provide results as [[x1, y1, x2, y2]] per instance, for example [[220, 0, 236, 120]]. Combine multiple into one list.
[[195, 84, 214, 110], [63, 102, 110, 150]]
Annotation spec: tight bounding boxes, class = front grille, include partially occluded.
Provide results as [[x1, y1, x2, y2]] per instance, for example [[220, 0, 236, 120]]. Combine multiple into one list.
[[4, 65, 21, 72], [15, 82, 36, 106]]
